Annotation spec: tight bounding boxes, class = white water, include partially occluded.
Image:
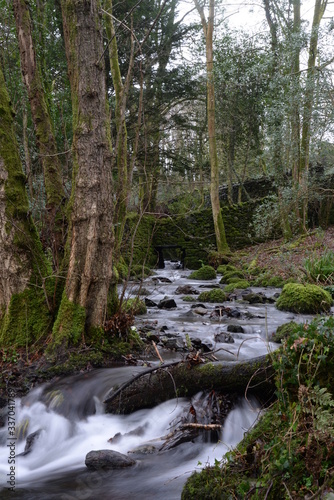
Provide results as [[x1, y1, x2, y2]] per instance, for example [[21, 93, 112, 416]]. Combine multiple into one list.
[[0, 372, 260, 499]]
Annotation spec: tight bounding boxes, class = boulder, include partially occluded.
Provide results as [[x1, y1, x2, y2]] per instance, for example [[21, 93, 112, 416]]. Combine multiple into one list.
[[158, 298, 177, 309], [85, 450, 135, 470], [175, 285, 198, 295]]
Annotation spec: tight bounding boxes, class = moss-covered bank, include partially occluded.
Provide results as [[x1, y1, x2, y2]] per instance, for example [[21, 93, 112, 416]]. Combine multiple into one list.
[[182, 317, 334, 499]]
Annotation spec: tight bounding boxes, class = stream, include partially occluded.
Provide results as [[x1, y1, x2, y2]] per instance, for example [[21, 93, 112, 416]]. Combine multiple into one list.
[[0, 262, 318, 499]]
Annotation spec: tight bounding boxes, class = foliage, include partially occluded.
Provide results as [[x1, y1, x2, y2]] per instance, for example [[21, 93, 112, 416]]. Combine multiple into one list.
[[182, 317, 334, 498], [188, 265, 216, 280], [197, 289, 226, 303], [122, 298, 147, 316], [304, 250, 334, 284], [276, 283, 333, 314]]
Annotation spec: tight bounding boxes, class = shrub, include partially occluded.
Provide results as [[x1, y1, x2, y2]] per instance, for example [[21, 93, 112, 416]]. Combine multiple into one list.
[[188, 265, 216, 280], [198, 289, 226, 303], [276, 283, 333, 314]]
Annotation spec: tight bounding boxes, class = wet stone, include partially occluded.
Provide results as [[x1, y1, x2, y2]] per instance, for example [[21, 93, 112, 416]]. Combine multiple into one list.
[[215, 332, 235, 344], [175, 285, 198, 295], [227, 324, 244, 333], [145, 298, 158, 308], [192, 307, 208, 316], [85, 450, 136, 469], [158, 298, 177, 309]]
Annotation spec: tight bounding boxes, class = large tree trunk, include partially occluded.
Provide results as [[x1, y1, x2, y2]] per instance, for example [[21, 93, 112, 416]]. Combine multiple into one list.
[[12, 0, 66, 267], [52, 0, 115, 349], [104, 355, 275, 414], [0, 66, 52, 347], [194, 0, 229, 253]]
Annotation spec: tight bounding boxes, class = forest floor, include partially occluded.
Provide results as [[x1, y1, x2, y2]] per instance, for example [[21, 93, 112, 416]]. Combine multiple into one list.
[[233, 225, 334, 281]]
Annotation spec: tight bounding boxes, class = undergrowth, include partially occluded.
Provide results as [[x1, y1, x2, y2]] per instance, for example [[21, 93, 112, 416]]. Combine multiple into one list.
[[182, 317, 334, 499]]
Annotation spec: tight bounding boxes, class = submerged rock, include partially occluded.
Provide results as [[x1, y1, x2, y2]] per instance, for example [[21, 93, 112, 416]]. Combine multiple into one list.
[[18, 429, 42, 456], [215, 332, 235, 344], [85, 450, 135, 469]]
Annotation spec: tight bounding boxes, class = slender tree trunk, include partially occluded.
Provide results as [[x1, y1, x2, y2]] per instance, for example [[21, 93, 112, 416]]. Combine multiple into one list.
[[194, 0, 229, 253], [300, 0, 327, 228], [104, 0, 133, 255], [12, 0, 66, 266], [53, 0, 114, 349]]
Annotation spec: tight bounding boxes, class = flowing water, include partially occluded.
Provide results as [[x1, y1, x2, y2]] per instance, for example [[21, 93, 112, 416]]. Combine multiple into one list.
[[0, 262, 319, 499]]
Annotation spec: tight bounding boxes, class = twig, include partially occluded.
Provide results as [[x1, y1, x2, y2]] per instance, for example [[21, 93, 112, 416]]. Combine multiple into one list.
[[152, 340, 164, 363]]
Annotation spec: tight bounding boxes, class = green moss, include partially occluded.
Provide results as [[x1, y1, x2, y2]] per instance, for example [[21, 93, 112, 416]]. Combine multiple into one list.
[[276, 283, 333, 314], [224, 280, 250, 293], [219, 270, 245, 284], [116, 259, 128, 281], [217, 264, 237, 274], [198, 289, 226, 303], [271, 321, 298, 343], [0, 286, 53, 348], [252, 272, 284, 287], [182, 295, 198, 302], [51, 292, 86, 350], [188, 265, 216, 280], [129, 264, 152, 279]]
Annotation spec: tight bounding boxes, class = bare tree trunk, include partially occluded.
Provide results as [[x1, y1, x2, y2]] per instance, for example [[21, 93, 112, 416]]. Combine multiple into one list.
[[52, 0, 115, 349], [194, 0, 229, 253], [12, 0, 66, 266], [300, 0, 327, 228]]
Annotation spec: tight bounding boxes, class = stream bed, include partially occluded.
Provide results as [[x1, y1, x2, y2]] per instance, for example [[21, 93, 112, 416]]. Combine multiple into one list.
[[0, 262, 319, 499]]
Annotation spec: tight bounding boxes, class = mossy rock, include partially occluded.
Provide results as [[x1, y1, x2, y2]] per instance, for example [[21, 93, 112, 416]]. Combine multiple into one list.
[[188, 266, 216, 280], [122, 298, 147, 315], [216, 264, 237, 274], [182, 296, 198, 302], [253, 274, 284, 287], [271, 321, 298, 343], [276, 283, 333, 314], [220, 270, 245, 284], [197, 289, 226, 303], [224, 280, 250, 293], [129, 265, 152, 279]]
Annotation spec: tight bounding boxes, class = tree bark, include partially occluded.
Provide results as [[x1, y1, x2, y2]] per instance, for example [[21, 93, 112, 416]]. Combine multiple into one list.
[[12, 0, 66, 266], [104, 355, 275, 414], [0, 66, 51, 347], [53, 0, 114, 348]]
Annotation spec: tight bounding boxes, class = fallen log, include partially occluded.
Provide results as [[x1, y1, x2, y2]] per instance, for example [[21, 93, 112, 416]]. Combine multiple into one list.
[[104, 354, 275, 414]]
